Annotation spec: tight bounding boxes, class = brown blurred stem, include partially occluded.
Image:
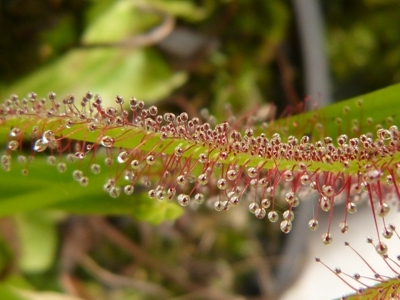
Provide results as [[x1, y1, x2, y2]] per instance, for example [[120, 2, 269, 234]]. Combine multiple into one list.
[[80, 254, 171, 298], [87, 216, 236, 300]]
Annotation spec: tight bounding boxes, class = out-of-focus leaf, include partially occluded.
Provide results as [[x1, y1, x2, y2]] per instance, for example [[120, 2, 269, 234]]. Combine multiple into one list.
[[0, 48, 187, 104], [40, 15, 77, 58], [14, 212, 58, 273], [343, 278, 399, 300], [0, 0, 187, 104], [148, 0, 212, 21], [0, 284, 26, 300], [13, 289, 84, 300], [82, 0, 159, 44], [0, 157, 183, 224]]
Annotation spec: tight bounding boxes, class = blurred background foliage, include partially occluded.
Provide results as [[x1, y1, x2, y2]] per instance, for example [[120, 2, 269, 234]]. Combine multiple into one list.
[[0, 0, 400, 299]]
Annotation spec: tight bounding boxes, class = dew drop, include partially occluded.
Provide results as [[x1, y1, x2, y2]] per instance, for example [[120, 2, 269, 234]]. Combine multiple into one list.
[[198, 153, 207, 163], [42, 130, 55, 144], [10, 128, 21, 137], [117, 151, 130, 163], [386, 175, 393, 184], [320, 197, 331, 212], [176, 175, 187, 185], [322, 232, 333, 245], [1, 154, 11, 165], [156, 189, 165, 200], [79, 176, 89, 187], [375, 241, 388, 255], [198, 173, 209, 185], [124, 185, 134, 195], [268, 211, 279, 222], [214, 201, 223, 211], [308, 219, 319, 231], [194, 193, 204, 204], [148, 189, 156, 199], [47, 155, 56, 165], [255, 207, 266, 219], [285, 191, 295, 204], [217, 178, 227, 190], [57, 163, 67, 173], [174, 146, 183, 157], [260, 198, 270, 209], [249, 202, 258, 213], [100, 136, 114, 148], [347, 202, 357, 213], [222, 201, 231, 211], [167, 187, 176, 200], [65, 119, 74, 128], [339, 222, 349, 233], [283, 210, 295, 221], [17, 155, 26, 164], [130, 160, 140, 169], [292, 196, 300, 207], [103, 180, 113, 192], [382, 228, 393, 239], [300, 174, 310, 185], [75, 152, 86, 160], [73, 170, 83, 181], [146, 155, 155, 165], [377, 128, 392, 140], [105, 157, 113, 166], [109, 186, 121, 198], [227, 169, 238, 181], [219, 151, 228, 160], [229, 195, 239, 206], [322, 185, 334, 197], [247, 167, 258, 178], [33, 139, 48, 152], [7, 140, 19, 151], [250, 179, 258, 188], [87, 122, 98, 131], [280, 220, 292, 234], [377, 203, 390, 217], [91, 164, 101, 174], [66, 154, 75, 163], [283, 170, 294, 181]]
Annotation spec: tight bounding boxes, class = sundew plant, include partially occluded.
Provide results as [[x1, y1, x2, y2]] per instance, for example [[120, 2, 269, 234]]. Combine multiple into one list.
[[1, 84, 400, 299]]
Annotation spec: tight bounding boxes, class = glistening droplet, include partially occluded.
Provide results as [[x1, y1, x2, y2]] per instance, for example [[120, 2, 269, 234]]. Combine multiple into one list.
[[33, 139, 48, 152], [101, 136, 114, 147]]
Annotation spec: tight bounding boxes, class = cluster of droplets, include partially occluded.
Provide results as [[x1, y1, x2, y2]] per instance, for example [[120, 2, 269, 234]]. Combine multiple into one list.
[[316, 228, 400, 299], [1, 92, 400, 244]]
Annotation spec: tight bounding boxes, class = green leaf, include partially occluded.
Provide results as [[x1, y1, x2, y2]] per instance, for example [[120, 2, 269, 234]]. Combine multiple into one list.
[[82, 0, 159, 44], [340, 278, 400, 299], [0, 284, 26, 300], [0, 157, 183, 224], [0, 0, 187, 104], [14, 212, 58, 273], [273, 83, 400, 141], [0, 47, 187, 105], [12, 288, 84, 300], [148, 0, 212, 21]]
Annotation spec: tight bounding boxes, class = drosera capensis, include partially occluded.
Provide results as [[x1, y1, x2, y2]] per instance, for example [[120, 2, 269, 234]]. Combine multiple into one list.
[[1, 84, 400, 299]]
